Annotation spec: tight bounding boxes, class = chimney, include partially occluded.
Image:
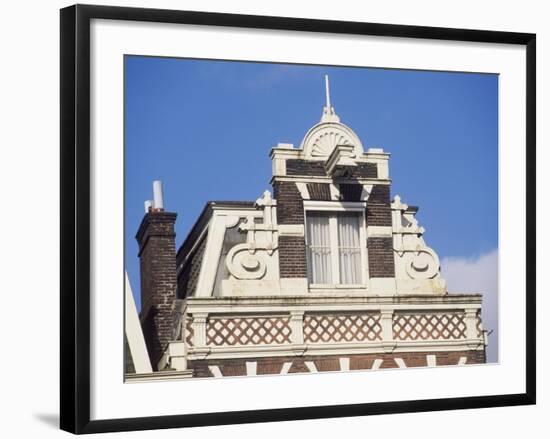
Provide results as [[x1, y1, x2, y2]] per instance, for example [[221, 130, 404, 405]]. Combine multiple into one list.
[[135, 180, 177, 369]]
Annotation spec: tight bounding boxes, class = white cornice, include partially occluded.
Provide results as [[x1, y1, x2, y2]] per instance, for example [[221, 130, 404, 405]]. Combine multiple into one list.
[[185, 339, 485, 361]]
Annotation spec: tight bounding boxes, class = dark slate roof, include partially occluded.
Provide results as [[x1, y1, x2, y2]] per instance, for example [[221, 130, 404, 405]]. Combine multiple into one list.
[[176, 200, 255, 264]]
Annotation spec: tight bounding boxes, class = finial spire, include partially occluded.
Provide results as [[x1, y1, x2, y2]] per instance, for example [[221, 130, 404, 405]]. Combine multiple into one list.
[[325, 74, 331, 109], [321, 74, 340, 123]]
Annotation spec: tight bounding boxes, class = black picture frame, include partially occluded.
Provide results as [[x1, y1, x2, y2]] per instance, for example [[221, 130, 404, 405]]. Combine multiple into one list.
[[60, 4, 536, 434]]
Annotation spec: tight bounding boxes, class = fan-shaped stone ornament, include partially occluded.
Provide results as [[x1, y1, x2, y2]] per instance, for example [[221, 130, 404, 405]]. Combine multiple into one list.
[[301, 122, 364, 159]]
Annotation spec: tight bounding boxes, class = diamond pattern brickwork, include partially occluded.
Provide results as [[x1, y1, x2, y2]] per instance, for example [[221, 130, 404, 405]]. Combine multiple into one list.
[[206, 316, 291, 346], [303, 313, 382, 343], [184, 318, 194, 347], [393, 312, 467, 341], [476, 311, 483, 338]]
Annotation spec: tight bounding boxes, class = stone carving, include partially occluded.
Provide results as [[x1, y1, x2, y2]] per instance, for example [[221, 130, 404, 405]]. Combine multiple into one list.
[[225, 191, 278, 280], [311, 130, 353, 157], [225, 243, 268, 280], [301, 122, 364, 159], [404, 248, 441, 280], [391, 195, 441, 281]]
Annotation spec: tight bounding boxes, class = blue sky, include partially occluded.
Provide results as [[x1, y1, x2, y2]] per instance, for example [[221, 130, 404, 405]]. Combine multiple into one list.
[[125, 55, 498, 312]]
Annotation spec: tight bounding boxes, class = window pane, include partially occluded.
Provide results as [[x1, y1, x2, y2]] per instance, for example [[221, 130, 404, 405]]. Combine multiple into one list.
[[306, 213, 332, 284], [337, 213, 362, 284]]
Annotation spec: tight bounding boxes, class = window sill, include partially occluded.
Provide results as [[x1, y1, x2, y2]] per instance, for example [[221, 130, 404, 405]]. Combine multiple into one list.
[[309, 284, 368, 291]]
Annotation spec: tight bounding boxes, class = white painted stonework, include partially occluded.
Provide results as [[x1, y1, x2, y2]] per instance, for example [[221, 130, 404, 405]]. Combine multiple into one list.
[[391, 195, 447, 295], [124, 273, 152, 374]]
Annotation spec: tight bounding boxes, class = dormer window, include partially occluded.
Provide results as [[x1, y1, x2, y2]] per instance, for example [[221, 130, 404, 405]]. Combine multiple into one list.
[[304, 202, 367, 288]]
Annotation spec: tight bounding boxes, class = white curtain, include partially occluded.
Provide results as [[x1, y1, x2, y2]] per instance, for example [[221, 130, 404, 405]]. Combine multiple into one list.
[[337, 213, 362, 284], [306, 214, 332, 284]]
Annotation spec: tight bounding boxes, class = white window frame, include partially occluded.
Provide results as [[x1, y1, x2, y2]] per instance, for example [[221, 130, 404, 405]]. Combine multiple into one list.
[[303, 201, 369, 290]]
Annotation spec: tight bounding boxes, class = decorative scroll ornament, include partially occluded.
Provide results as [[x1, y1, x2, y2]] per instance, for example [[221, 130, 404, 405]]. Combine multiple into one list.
[[225, 190, 278, 280], [404, 247, 440, 280], [391, 195, 442, 281], [225, 243, 268, 280]]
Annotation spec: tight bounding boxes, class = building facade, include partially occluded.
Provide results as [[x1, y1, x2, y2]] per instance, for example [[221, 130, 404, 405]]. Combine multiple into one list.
[[127, 78, 487, 380]]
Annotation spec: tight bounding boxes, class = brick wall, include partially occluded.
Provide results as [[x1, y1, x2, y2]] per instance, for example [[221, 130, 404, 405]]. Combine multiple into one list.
[[176, 234, 207, 299], [273, 181, 304, 224], [368, 237, 395, 277], [345, 162, 378, 179], [273, 181, 308, 278], [135, 211, 177, 368], [286, 159, 326, 176], [366, 184, 392, 226], [365, 184, 394, 278], [188, 349, 485, 377], [274, 166, 393, 281], [339, 183, 363, 201], [307, 183, 331, 200], [285, 159, 377, 179], [278, 236, 308, 278]]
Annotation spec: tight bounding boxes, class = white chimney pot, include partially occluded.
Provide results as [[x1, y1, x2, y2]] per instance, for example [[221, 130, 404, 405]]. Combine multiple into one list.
[[153, 180, 164, 210], [144, 200, 153, 213]]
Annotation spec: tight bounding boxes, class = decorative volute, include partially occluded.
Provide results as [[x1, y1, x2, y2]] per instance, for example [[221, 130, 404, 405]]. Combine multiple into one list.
[[300, 75, 364, 159]]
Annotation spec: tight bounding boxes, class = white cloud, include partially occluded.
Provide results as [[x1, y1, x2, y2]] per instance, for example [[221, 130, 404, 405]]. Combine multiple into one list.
[[441, 249, 498, 363]]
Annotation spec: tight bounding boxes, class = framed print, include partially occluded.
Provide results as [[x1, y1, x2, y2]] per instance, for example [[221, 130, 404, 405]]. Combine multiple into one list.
[[60, 4, 536, 434]]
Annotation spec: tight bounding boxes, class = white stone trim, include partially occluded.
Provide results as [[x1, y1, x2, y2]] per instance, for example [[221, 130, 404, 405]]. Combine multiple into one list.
[[124, 274, 153, 374], [195, 211, 264, 297], [185, 339, 485, 361], [270, 146, 301, 160], [458, 356, 468, 365], [164, 341, 187, 372], [339, 357, 350, 372], [289, 311, 305, 345], [184, 296, 482, 315], [361, 184, 373, 201], [303, 200, 366, 211], [194, 215, 226, 297], [186, 304, 482, 317], [125, 370, 193, 382], [278, 224, 305, 237], [325, 144, 357, 176], [371, 359, 383, 370], [191, 313, 208, 348], [426, 354, 437, 367], [280, 362, 293, 374], [329, 183, 340, 201], [208, 365, 223, 378], [273, 176, 390, 185], [365, 148, 390, 158], [465, 309, 479, 339], [394, 358, 407, 368], [295, 182, 310, 200], [304, 361, 318, 373], [367, 226, 393, 237], [272, 156, 287, 177], [368, 278, 397, 294], [279, 278, 309, 295], [380, 309, 394, 342], [246, 361, 257, 376]]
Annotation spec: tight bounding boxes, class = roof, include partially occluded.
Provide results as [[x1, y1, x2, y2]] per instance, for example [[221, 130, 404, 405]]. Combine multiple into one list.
[[176, 200, 255, 265]]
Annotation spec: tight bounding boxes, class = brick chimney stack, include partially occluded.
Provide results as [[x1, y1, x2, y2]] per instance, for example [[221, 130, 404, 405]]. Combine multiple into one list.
[[135, 181, 177, 369]]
